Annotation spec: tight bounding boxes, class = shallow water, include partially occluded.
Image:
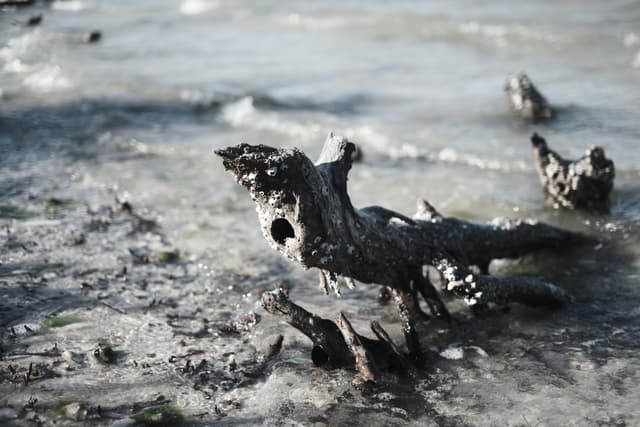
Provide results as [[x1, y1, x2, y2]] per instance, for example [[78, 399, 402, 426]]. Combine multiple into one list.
[[1, 1, 640, 426]]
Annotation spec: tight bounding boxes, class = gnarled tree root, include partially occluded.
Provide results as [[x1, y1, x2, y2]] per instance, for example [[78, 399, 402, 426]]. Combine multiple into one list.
[[218, 134, 577, 361]]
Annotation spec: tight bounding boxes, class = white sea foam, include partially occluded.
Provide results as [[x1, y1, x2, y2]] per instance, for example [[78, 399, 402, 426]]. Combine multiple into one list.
[[220, 96, 319, 139], [345, 125, 530, 172], [624, 32, 639, 48], [51, 0, 88, 12], [458, 21, 566, 45], [179, 0, 218, 15], [0, 31, 69, 91], [440, 346, 464, 360], [3, 58, 30, 73], [0, 31, 39, 64], [277, 13, 372, 31], [23, 65, 70, 91], [430, 147, 531, 172], [633, 51, 640, 69]]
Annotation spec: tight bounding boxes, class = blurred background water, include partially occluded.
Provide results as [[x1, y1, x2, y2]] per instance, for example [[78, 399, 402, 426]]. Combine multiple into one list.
[[1, 1, 640, 425]]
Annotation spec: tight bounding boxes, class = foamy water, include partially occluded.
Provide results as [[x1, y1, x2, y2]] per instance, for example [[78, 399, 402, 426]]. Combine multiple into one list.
[[1, 1, 640, 426]]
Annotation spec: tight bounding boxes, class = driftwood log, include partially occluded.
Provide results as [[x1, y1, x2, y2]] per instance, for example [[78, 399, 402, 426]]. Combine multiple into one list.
[[505, 73, 554, 122], [216, 134, 576, 377], [531, 133, 615, 211]]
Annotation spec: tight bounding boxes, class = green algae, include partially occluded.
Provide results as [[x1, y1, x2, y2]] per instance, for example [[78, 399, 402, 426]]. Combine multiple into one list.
[[43, 315, 82, 328]]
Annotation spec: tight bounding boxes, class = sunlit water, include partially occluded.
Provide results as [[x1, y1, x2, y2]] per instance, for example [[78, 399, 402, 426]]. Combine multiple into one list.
[[1, 1, 640, 426]]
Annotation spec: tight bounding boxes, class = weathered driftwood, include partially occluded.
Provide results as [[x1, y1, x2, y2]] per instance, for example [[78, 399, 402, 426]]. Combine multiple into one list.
[[217, 134, 575, 361], [531, 133, 615, 211], [505, 73, 554, 122], [261, 289, 411, 383]]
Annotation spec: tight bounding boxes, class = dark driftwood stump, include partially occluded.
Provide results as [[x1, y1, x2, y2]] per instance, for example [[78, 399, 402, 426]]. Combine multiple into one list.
[[505, 73, 554, 122], [217, 134, 576, 380], [531, 133, 615, 211]]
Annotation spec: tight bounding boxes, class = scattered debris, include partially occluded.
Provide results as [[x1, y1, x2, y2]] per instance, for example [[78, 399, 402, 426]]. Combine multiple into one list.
[[1, 362, 58, 385], [26, 14, 42, 26], [85, 30, 102, 43]]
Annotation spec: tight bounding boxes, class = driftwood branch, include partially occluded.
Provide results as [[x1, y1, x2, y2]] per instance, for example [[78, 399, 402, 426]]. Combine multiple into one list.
[[261, 289, 411, 382], [218, 134, 576, 358], [336, 312, 380, 384], [531, 133, 615, 211], [261, 288, 351, 367], [505, 73, 554, 122]]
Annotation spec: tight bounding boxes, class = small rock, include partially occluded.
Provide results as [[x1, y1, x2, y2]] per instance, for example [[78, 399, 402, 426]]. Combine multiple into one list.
[[85, 31, 102, 43], [26, 15, 42, 26], [62, 402, 89, 421], [94, 344, 117, 364]]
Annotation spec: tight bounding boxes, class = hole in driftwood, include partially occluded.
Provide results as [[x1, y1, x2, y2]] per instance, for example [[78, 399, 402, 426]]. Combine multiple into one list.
[[311, 346, 329, 366], [271, 218, 295, 244]]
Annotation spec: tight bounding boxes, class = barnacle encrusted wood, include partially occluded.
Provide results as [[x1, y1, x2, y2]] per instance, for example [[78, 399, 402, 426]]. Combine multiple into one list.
[[505, 73, 554, 122], [216, 134, 573, 313], [531, 133, 615, 211]]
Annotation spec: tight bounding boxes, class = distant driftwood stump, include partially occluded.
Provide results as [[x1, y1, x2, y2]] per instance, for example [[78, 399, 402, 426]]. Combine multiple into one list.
[[505, 73, 554, 122], [531, 133, 615, 211], [217, 134, 575, 381]]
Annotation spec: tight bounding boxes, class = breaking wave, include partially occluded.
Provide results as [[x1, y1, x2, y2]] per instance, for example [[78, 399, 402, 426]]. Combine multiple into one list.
[[0, 30, 71, 92], [219, 96, 322, 140], [344, 125, 531, 172], [51, 0, 89, 12], [179, 0, 219, 15], [270, 12, 569, 49]]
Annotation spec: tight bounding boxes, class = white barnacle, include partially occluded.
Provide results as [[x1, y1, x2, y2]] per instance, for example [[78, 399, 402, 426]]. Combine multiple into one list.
[[464, 274, 474, 283], [447, 280, 463, 291], [266, 167, 278, 176], [442, 266, 457, 282], [464, 297, 478, 306], [474, 292, 483, 299], [323, 270, 341, 297]]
